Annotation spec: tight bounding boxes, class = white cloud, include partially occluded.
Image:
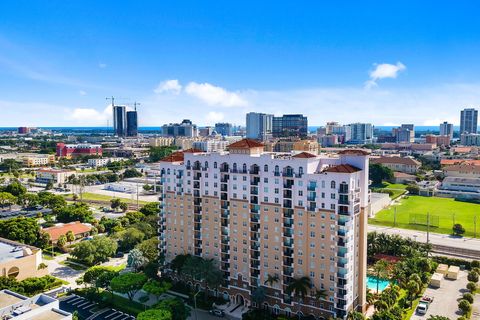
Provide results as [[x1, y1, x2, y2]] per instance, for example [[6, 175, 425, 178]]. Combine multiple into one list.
[[185, 82, 248, 107], [98, 63, 107, 69], [79, 90, 87, 96], [365, 62, 406, 89], [205, 111, 225, 124], [154, 79, 182, 94], [69, 105, 112, 125]]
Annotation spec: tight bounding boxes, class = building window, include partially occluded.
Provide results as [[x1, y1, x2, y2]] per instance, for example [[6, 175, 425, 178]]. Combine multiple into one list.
[[264, 164, 268, 172], [331, 181, 336, 189], [214, 162, 217, 168]]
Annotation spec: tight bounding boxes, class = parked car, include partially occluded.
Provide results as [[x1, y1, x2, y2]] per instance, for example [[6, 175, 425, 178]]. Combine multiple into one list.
[[209, 309, 225, 317], [416, 296, 434, 315]]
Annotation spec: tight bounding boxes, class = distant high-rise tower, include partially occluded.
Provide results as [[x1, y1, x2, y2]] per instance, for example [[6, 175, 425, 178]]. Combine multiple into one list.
[[113, 105, 127, 137], [460, 108, 478, 134], [439, 121, 454, 138], [246, 112, 273, 140], [126, 110, 138, 137]]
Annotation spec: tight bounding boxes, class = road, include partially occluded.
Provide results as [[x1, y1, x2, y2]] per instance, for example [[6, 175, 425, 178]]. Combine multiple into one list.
[[188, 309, 221, 320], [368, 225, 480, 251]]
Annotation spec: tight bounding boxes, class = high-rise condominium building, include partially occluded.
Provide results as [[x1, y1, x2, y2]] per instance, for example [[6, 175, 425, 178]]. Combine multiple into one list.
[[272, 114, 308, 138], [158, 139, 370, 319], [215, 123, 233, 136], [393, 124, 414, 143], [126, 110, 138, 137], [348, 123, 373, 144], [162, 119, 198, 137], [246, 112, 273, 140], [460, 108, 478, 134], [113, 105, 127, 137], [439, 121, 454, 139]]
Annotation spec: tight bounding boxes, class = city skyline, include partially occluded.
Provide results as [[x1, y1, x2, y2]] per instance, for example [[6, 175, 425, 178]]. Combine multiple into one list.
[[2, 2, 480, 127]]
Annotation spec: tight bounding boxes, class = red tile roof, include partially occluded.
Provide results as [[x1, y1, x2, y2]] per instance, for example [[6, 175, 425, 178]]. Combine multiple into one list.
[[338, 149, 370, 156], [43, 221, 92, 242], [160, 151, 185, 162], [323, 164, 361, 173], [370, 156, 420, 166], [228, 139, 264, 149], [441, 159, 480, 166], [292, 152, 317, 159]]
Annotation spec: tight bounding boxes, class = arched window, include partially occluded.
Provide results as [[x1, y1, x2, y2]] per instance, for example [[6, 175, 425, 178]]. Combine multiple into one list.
[[187, 160, 191, 167], [243, 163, 247, 173], [274, 165, 279, 173], [233, 163, 237, 171], [7, 267, 19, 278], [264, 164, 268, 172], [204, 161, 208, 169], [331, 180, 336, 189], [299, 167, 304, 175], [214, 162, 217, 169], [167, 168, 171, 174]]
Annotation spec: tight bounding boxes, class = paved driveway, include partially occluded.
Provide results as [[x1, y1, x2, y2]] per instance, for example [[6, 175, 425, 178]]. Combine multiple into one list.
[[410, 270, 468, 319], [47, 254, 84, 289]]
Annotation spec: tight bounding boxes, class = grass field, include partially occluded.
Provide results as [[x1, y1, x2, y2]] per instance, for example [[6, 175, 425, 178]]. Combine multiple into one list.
[[65, 192, 150, 205], [369, 195, 480, 237], [371, 182, 408, 199]]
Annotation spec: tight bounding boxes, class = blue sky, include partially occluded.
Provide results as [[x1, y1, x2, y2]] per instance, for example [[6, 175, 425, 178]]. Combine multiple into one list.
[[1, 1, 480, 127]]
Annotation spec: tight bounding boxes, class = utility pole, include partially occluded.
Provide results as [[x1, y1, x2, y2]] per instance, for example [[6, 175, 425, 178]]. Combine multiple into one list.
[[453, 212, 456, 226], [133, 101, 141, 111], [394, 207, 397, 227], [426, 212, 430, 246], [474, 216, 477, 238], [106, 96, 115, 107]]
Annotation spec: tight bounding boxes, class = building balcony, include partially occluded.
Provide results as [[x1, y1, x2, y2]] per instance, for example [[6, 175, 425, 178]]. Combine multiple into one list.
[[274, 171, 281, 177], [221, 185, 228, 192], [283, 266, 294, 276], [251, 243, 260, 251], [221, 193, 228, 201], [250, 214, 260, 223], [283, 218, 293, 228], [250, 187, 259, 195], [283, 208, 293, 218], [250, 196, 258, 204], [249, 168, 260, 175], [283, 247, 294, 257], [220, 175, 229, 182], [307, 183, 316, 191], [283, 228, 293, 237], [283, 200, 292, 208], [307, 195, 316, 202], [250, 177, 260, 185], [220, 166, 229, 173], [283, 190, 292, 198]]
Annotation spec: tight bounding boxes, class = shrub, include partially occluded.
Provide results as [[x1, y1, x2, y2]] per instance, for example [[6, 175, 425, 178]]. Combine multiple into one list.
[[472, 260, 480, 268], [453, 224, 465, 236], [458, 299, 471, 315], [462, 292, 474, 304], [467, 271, 479, 283], [467, 281, 477, 293]]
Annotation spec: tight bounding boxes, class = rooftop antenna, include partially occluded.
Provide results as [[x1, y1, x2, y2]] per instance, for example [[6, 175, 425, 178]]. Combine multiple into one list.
[[133, 101, 141, 111], [106, 96, 115, 106]]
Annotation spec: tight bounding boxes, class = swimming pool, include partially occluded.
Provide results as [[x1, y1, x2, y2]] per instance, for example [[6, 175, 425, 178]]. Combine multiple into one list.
[[367, 275, 390, 292]]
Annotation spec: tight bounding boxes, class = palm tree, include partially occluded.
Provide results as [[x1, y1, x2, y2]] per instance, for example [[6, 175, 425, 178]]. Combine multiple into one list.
[[373, 259, 389, 293], [366, 289, 375, 305], [286, 276, 312, 319], [264, 274, 279, 287]]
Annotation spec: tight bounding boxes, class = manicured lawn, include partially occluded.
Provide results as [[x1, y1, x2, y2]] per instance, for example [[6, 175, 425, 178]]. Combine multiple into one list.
[[371, 182, 408, 199], [369, 195, 480, 237], [65, 192, 149, 205]]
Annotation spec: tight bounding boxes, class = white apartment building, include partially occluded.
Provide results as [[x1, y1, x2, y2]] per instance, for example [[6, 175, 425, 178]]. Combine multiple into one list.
[[158, 139, 369, 319], [36, 169, 75, 185], [87, 157, 123, 168], [192, 140, 229, 153]]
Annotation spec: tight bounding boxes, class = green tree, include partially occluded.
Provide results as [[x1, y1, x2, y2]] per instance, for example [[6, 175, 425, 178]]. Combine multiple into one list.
[[118, 227, 145, 251], [373, 260, 389, 293], [347, 311, 366, 320], [0, 192, 16, 209], [136, 237, 159, 262], [119, 202, 128, 212], [4, 180, 27, 197], [17, 193, 39, 208], [139, 202, 160, 216], [142, 279, 172, 301], [123, 168, 142, 178], [154, 297, 190, 320], [286, 276, 312, 318], [57, 235, 67, 249], [406, 279, 420, 301], [110, 272, 147, 301], [453, 223, 466, 236], [0, 216, 41, 246], [462, 292, 474, 304], [170, 254, 191, 274], [127, 248, 148, 271], [0, 159, 20, 173], [427, 316, 451, 320], [458, 299, 471, 315], [468, 271, 479, 283], [149, 146, 177, 162], [125, 211, 145, 224], [137, 309, 172, 320], [70, 236, 117, 265], [467, 281, 477, 293], [66, 230, 75, 244], [110, 198, 122, 211], [405, 184, 420, 195], [56, 202, 94, 223], [369, 163, 394, 185], [264, 274, 279, 287], [251, 286, 266, 306]]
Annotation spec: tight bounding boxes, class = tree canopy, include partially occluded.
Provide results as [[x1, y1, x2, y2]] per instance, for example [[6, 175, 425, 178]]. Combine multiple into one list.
[[71, 236, 117, 265], [110, 272, 147, 301]]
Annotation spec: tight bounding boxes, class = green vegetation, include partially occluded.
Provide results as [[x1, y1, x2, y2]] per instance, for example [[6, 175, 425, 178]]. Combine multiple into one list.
[[67, 192, 149, 205], [371, 182, 408, 199], [70, 236, 118, 265], [0, 275, 66, 296], [369, 196, 480, 237], [369, 163, 394, 185]]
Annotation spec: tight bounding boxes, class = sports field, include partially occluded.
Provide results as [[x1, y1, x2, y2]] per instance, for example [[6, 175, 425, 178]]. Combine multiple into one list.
[[369, 195, 480, 237]]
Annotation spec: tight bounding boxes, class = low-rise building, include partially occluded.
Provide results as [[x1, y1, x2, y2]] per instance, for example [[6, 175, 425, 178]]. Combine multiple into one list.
[[0, 238, 47, 280], [56, 143, 102, 158], [370, 156, 421, 174], [461, 133, 480, 146], [425, 135, 451, 146], [42, 221, 92, 245], [36, 169, 75, 185], [192, 140, 229, 152], [22, 154, 55, 167], [443, 164, 480, 178], [0, 290, 71, 320], [87, 157, 123, 168], [149, 137, 175, 147], [440, 176, 480, 194]]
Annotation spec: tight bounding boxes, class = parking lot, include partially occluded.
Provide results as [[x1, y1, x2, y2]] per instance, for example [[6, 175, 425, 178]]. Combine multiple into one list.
[[60, 294, 135, 320], [411, 270, 469, 319]]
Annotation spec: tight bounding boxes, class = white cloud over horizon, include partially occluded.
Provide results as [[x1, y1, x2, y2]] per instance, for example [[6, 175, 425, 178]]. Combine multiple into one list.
[[184, 82, 248, 107], [154, 79, 182, 94], [365, 62, 406, 89]]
